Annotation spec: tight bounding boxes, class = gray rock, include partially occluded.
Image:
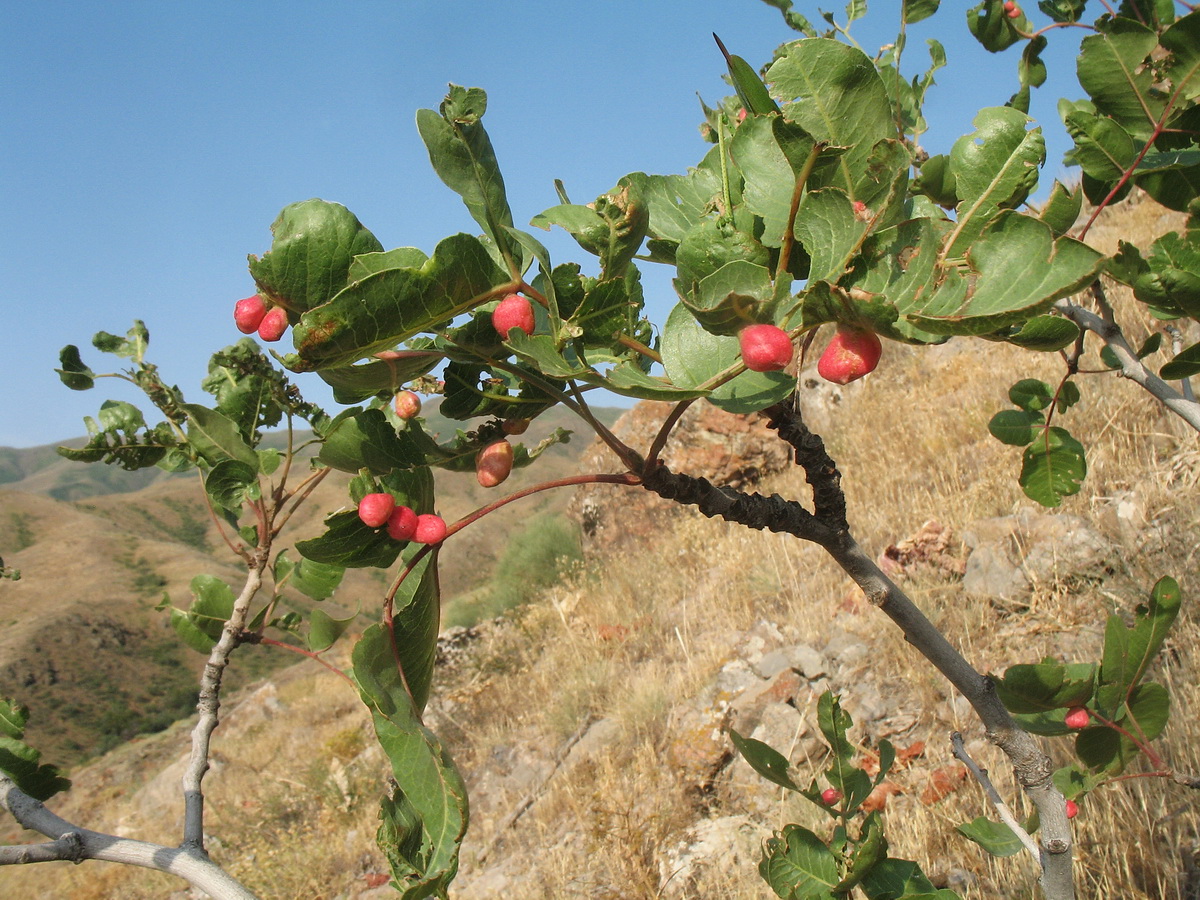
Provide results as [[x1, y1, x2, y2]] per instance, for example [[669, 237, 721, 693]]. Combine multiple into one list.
[[659, 815, 769, 899]]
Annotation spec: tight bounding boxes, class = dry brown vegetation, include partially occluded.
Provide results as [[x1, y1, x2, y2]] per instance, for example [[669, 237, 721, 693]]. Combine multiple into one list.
[[2, 197, 1198, 899]]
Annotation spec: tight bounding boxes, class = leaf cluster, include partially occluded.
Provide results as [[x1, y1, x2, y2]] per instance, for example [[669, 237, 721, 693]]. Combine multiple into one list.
[[734, 692, 958, 899]]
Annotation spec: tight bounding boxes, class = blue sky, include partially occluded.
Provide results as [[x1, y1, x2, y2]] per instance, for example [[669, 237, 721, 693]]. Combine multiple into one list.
[[1, 1, 1085, 448]]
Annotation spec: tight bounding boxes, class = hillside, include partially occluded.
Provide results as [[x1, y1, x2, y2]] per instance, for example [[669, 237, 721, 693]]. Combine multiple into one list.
[[2, 200, 1198, 899], [0, 401, 619, 765]]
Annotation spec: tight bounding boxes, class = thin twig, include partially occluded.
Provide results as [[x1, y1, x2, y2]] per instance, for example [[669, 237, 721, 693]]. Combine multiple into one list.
[[1055, 298, 1200, 432], [953, 732, 1043, 864]]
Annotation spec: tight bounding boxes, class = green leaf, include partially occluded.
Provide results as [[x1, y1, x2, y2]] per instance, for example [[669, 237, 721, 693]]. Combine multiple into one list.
[[1038, 180, 1083, 237], [200, 340, 289, 440], [989, 409, 1042, 446], [660, 303, 794, 413], [730, 729, 801, 791], [417, 85, 520, 271], [621, 148, 723, 247], [0, 699, 29, 741], [966, 1, 1023, 52], [904, 0, 941, 23], [682, 260, 775, 336], [275, 552, 346, 601], [248, 199, 384, 314], [759, 823, 840, 900], [318, 350, 443, 405], [0, 699, 71, 801], [308, 607, 358, 653], [353, 623, 467, 899], [1161, 12, 1200, 104], [1161, 341, 1200, 379], [1104, 575, 1182, 697], [1009, 378, 1054, 411], [715, 34, 781, 117], [956, 817, 1025, 857], [912, 154, 958, 208], [92, 320, 149, 361], [56, 345, 95, 391], [1019, 426, 1087, 507], [912, 214, 1103, 336], [204, 459, 260, 511], [1057, 380, 1081, 412], [861, 857, 941, 898], [1005, 316, 1081, 351], [318, 408, 443, 475], [676, 217, 771, 295], [587, 361, 711, 401], [170, 608, 219, 653], [1062, 105, 1138, 183], [794, 189, 870, 283], [1076, 18, 1164, 140], [945, 108, 1045, 257], [835, 812, 887, 892], [284, 233, 509, 373], [767, 39, 895, 201], [183, 403, 260, 469], [187, 574, 236, 642], [296, 509, 405, 569], [841, 218, 949, 344], [1125, 681, 1170, 742], [996, 662, 1096, 715], [730, 115, 815, 248]]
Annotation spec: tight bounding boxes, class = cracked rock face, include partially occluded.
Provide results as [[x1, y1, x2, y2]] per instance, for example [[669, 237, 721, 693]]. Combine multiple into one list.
[[961, 508, 1113, 600]]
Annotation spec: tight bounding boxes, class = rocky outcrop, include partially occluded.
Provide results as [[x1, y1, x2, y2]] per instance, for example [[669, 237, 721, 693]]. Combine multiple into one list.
[[569, 400, 794, 554]]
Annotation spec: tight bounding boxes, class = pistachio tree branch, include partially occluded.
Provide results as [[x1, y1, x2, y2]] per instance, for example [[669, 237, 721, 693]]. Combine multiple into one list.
[[1055, 297, 1200, 432], [182, 559, 268, 850], [0, 774, 257, 899]]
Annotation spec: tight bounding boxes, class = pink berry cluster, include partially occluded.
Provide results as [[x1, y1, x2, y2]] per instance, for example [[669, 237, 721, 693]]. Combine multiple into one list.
[[234, 295, 289, 342], [1003, 1, 1021, 17], [357, 493, 447, 544]]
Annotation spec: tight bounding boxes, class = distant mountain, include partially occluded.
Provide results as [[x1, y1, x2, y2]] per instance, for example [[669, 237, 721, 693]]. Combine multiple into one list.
[[0, 402, 622, 765]]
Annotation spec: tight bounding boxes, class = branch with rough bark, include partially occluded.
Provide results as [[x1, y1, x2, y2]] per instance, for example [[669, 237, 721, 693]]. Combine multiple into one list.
[[183, 559, 268, 850]]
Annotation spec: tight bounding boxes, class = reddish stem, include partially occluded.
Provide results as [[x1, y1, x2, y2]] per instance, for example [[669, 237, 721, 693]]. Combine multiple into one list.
[[256, 636, 355, 687], [444, 472, 641, 542], [645, 400, 695, 473]]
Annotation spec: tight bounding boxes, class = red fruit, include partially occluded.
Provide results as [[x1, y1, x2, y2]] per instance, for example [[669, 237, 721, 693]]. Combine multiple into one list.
[[234, 295, 267, 334], [817, 326, 882, 385], [737, 108, 748, 123], [386, 505, 419, 542], [820, 788, 842, 805], [1064, 707, 1090, 730], [739, 324, 794, 372], [1003, 0, 1016, 9], [492, 294, 536, 338], [257, 306, 289, 342], [393, 390, 422, 420], [414, 514, 448, 544], [1065, 799, 1078, 819], [476, 439, 514, 488], [1007, 4, 1021, 17], [357, 493, 395, 529]]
